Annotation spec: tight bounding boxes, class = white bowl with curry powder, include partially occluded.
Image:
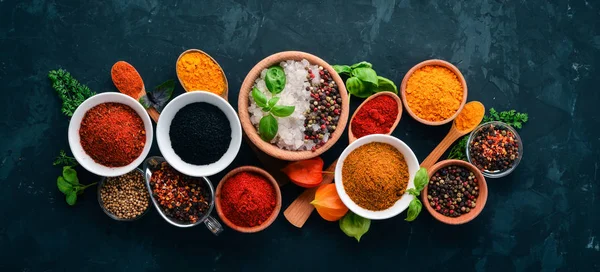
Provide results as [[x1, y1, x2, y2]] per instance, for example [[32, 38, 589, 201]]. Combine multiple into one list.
[[335, 134, 420, 220]]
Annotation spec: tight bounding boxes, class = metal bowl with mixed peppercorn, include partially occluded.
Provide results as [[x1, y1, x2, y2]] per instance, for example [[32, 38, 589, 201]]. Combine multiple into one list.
[[466, 121, 523, 178]]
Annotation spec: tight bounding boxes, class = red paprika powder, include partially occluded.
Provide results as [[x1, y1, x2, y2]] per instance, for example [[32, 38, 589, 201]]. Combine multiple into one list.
[[111, 61, 143, 98], [79, 102, 146, 167], [351, 95, 398, 138], [220, 172, 276, 227]]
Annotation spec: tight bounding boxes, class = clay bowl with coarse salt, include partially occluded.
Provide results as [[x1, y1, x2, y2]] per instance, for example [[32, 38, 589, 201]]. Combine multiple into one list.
[[215, 166, 282, 233], [400, 59, 468, 126], [422, 159, 488, 225], [238, 51, 350, 161]]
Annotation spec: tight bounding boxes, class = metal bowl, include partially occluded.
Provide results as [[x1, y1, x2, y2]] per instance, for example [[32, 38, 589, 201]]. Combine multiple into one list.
[[97, 168, 150, 221]]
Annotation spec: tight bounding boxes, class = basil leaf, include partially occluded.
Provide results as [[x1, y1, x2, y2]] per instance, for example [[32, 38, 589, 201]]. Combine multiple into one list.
[[407, 188, 419, 197], [265, 66, 286, 94], [144, 79, 175, 112], [62, 166, 79, 185], [339, 212, 371, 242], [374, 76, 398, 94], [350, 61, 372, 69], [138, 96, 151, 109], [346, 77, 372, 98], [271, 105, 295, 117], [268, 97, 280, 108], [405, 198, 422, 222], [66, 191, 77, 206], [259, 114, 278, 142], [57, 176, 73, 194], [332, 65, 352, 76], [351, 67, 378, 86], [252, 87, 268, 108], [414, 167, 429, 192]]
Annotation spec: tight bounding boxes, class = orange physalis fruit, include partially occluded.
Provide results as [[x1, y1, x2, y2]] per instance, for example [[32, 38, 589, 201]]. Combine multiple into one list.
[[282, 157, 324, 188], [311, 183, 348, 221]]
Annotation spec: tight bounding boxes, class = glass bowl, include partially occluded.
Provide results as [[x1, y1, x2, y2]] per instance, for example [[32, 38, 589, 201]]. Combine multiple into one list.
[[466, 121, 523, 178], [97, 168, 151, 221]]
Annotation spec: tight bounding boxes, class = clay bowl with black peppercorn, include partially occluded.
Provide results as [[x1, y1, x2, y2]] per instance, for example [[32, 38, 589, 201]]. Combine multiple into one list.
[[156, 91, 242, 177], [215, 166, 282, 233], [238, 51, 350, 161], [466, 121, 523, 178], [422, 160, 488, 225], [97, 168, 150, 221]]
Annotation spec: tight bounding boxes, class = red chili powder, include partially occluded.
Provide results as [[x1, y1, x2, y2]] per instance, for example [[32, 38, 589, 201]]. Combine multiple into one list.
[[79, 102, 146, 167], [220, 172, 276, 227], [351, 95, 398, 138]]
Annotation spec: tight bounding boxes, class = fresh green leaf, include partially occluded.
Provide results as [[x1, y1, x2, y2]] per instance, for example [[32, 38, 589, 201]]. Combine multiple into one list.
[[407, 188, 419, 196], [374, 76, 398, 94], [350, 61, 372, 69], [48, 69, 95, 117], [339, 212, 371, 242], [53, 150, 77, 167], [351, 67, 378, 86], [62, 166, 79, 185], [57, 176, 73, 194], [252, 87, 268, 108], [141, 79, 176, 112], [65, 191, 77, 206], [405, 198, 422, 222], [259, 114, 278, 142], [413, 167, 429, 192], [447, 136, 469, 160], [265, 66, 286, 94], [332, 65, 352, 76], [346, 77, 371, 98], [271, 105, 295, 117], [268, 97, 280, 108]]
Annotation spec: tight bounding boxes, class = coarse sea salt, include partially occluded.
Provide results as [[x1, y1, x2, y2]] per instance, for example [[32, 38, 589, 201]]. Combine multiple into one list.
[[249, 59, 327, 151]]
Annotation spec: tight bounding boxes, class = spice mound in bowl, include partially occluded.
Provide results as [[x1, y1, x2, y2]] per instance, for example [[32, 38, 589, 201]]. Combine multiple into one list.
[[215, 166, 281, 233], [467, 121, 523, 178], [350, 94, 399, 139], [98, 169, 149, 221], [176, 49, 227, 96], [157, 91, 242, 177], [68, 92, 153, 177], [400, 59, 467, 125], [422, 160, 488, 224], [335, 134, 420, 220]]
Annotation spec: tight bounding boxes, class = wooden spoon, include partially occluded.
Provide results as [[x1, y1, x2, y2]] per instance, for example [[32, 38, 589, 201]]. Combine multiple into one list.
[[420, 101, 485, 169], [283, 92, 403, 228], [111, 61, 160, 122], [176, 49, 229, 101]]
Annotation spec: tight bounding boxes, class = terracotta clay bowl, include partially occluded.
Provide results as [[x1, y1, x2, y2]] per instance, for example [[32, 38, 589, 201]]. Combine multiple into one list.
[[422, 159, 488, 225], [400, 59, 468, 126], [176, 49, 229, 101], [238, 51, 350, 161], [215, 166, 282, 233], [348, 92, 403, 142]]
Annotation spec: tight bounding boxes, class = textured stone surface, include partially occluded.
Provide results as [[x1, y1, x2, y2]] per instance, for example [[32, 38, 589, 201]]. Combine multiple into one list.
[[1, 0, 599, 271]]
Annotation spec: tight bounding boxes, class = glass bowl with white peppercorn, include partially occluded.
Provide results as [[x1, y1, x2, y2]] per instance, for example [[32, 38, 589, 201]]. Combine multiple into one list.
[[97, 168, 151, 221]]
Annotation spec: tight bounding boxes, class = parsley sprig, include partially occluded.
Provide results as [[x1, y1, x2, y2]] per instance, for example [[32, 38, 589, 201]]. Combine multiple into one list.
[[48, 69, 95, 117]]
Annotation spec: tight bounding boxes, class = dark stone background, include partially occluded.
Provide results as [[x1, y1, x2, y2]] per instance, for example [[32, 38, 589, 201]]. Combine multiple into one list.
[[1, 0, 599, 271]]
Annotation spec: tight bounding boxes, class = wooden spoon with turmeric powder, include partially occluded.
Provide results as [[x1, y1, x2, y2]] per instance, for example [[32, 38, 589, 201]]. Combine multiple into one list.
[[420, 101, 485, 169], [111, 61, 160, 122], [284, 92, 403, 228]]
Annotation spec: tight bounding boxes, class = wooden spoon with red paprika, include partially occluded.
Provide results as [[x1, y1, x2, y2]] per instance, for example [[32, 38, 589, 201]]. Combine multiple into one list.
[[283, 92, 403, 228], [111, 61, 160, 122]]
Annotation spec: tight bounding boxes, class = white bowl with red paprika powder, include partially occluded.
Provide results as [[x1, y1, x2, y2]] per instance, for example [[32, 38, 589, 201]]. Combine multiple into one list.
[[68, 92, 153, 177]]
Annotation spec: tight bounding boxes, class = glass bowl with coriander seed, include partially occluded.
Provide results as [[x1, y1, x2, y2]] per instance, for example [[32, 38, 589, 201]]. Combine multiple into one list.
[[97, 168, 150, 221], [68, 92, 154, 177], [466, 121, 523, 178], [156, 91, 242, 177], [422, 159, 488, 225], [238, 51, 350, 161]]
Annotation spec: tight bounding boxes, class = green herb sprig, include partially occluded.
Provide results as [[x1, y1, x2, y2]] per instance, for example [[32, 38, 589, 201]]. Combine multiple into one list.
[[447, 108, 528, 160], [253, 66, 295, 142], [405, 167, 428, 221], [53, 150, 78, 167], [48, 69, 95, 117], [339, 212, 371, 242], [57, 166, 96, 206], [333, 61, 398, 99]]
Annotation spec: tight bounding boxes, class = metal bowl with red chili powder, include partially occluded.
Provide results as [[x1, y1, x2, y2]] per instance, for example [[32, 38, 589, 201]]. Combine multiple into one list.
[[216, 166, 282, 233]]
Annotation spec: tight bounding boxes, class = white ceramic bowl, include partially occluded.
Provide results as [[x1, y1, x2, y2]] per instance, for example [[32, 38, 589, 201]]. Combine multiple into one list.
[[335, 134, 420, 220], [68, 92, 154, 177], [156, 91, 242, 177]]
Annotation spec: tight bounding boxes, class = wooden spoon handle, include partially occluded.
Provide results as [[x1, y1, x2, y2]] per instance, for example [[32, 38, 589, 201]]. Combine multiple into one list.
[[420, 129, 463, 169], [283, 159, 337, 228], [146, 107, 160, 123]]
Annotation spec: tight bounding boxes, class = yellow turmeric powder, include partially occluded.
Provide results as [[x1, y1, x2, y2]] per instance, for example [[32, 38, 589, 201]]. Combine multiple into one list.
[[455, 102, 485, 131], [176, 51, 226, 95], [405, 65, 463, 122]]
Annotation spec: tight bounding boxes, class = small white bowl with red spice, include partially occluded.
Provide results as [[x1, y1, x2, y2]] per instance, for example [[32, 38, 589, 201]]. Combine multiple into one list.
[[68, 92, 153, 177]]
